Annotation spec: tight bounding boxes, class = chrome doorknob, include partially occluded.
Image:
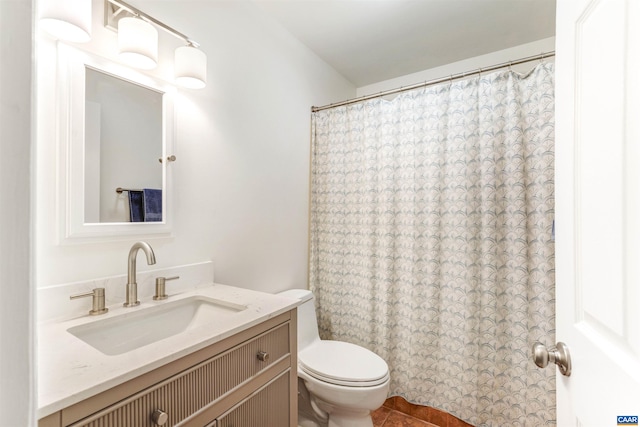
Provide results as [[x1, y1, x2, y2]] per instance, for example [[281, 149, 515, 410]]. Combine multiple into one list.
[[532, 342, 571, 377]]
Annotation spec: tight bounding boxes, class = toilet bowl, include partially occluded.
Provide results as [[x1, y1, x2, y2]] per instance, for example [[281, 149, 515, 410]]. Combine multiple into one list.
[[279, 289, 390, 427]]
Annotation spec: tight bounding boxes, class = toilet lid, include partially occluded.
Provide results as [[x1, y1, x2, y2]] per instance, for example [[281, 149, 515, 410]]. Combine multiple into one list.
[[299, 340, 389, 387]]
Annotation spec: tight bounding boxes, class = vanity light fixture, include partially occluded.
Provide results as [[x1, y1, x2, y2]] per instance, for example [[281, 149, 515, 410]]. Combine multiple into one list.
[[118, 16, 158, 70], [175, 44, 207, 89], [106, 0, 208, 88], [39, 0, 92, 43]]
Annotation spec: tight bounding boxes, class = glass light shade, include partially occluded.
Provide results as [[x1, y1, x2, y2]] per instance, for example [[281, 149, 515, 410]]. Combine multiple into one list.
[[39, 0, 91, 43], [118, 17, 158, 70], [175, 46, 207, 89]]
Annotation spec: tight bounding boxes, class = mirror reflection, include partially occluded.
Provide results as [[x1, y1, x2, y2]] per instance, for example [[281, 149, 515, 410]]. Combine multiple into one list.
[[84, 67, 163, 223]]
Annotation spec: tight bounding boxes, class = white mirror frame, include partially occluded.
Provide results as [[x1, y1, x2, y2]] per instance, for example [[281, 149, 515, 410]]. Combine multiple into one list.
[[56, 44, 175, 242]]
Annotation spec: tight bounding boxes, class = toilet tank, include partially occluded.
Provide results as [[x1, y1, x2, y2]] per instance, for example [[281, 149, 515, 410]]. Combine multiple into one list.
[[278, 289, 320, 351]]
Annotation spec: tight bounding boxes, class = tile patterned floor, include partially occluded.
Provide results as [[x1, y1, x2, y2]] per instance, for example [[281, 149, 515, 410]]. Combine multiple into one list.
[[372, 396, 474, 427], [372, 405, 439, 427]]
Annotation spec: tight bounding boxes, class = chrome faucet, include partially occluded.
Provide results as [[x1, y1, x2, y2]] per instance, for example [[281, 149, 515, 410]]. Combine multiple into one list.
[[124, 241, 156, 307]]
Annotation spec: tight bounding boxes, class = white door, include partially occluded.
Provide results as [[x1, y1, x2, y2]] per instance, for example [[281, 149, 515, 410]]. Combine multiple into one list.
[[555, 0, 640, 426]]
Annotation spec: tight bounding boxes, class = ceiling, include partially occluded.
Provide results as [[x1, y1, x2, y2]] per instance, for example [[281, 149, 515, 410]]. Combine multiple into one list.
[[254, 0, 556, 87]]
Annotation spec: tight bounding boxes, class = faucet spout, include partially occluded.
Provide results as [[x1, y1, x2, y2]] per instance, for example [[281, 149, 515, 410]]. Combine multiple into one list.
[[124, 241, 156, 307]]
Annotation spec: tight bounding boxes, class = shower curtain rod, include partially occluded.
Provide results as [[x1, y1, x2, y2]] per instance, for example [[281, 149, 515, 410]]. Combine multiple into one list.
[[311, 50, 555, 112]]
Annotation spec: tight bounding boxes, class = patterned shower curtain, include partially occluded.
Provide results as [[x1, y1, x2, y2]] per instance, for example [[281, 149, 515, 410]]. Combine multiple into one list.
[[309, 63, 555, 426]]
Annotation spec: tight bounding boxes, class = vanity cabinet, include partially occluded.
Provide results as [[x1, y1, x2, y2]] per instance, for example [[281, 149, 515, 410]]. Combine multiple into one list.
[[39, 310, 297, 427]]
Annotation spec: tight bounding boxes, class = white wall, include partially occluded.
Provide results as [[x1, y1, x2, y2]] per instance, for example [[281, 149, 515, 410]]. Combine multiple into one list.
[[0, 0, 35, 424], [356, 37, 556, 96], [35, 1, 355, 294]]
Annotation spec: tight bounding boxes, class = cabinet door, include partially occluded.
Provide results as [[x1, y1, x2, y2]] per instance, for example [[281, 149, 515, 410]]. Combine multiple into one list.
[[216, 370, 290, 427]]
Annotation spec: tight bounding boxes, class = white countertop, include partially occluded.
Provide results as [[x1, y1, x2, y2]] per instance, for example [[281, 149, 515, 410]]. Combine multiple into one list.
[[37, 284, 300, 419]]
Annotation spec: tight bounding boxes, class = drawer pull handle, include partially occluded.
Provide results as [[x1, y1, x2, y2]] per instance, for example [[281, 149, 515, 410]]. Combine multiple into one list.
[[257, 351, 269, 362], [152, 409, 169, 426]]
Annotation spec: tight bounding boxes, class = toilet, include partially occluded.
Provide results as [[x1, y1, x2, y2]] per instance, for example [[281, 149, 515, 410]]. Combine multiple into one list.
[[279, 289, 390, 427]]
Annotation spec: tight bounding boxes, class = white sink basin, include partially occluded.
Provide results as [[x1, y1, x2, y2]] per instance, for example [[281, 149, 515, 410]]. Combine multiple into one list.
[[67, 296, 247, 356]]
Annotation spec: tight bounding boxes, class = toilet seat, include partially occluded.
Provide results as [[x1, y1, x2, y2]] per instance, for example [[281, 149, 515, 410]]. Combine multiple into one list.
[[299, 340, 389, 387]]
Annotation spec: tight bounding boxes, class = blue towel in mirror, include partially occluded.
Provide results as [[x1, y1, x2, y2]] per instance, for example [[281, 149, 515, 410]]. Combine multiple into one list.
[[143, 188, 162, 222], [128, 191, 145, 222]]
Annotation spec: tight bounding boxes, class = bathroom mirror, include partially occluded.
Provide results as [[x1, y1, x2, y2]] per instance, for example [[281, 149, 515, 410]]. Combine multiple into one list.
[[57, 45, 175, 241], [84, 68, 163, 223]]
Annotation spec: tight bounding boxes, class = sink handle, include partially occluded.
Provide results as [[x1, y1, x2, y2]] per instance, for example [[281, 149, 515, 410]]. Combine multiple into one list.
[[70, 288, 108, 316], [153, 276, 180, 301]]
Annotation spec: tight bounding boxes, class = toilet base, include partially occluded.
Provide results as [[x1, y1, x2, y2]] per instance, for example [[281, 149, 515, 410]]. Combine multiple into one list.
[[298, 368, 388, 427], [299, 415, 324, 427], [316, 398, 375, 427], [298, 378, 377, 427], [327, 412, 374, 427], [298, 378, 327, 427]]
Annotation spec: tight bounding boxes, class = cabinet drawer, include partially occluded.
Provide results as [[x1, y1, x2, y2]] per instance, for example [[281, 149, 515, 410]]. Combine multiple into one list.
[[70, 322, 290, 427], [216, 369, 291, 427]]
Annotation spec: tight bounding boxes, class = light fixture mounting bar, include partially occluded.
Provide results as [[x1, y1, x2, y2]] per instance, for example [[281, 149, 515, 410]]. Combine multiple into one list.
[[105, 0, 200, 47]]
